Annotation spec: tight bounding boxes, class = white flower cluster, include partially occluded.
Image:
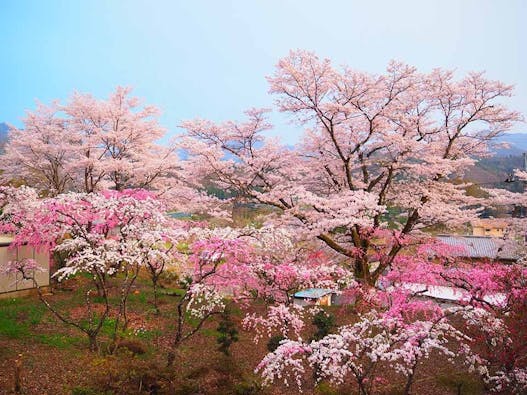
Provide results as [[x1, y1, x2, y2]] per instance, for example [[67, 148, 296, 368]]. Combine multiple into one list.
[[242, 304, 311, 343], [256, 311, 469, 391], [186, 283, 225, 319]]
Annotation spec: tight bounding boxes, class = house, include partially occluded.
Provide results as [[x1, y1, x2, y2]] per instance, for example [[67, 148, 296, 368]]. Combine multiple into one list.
[[436, 234, 519, 263], [293, 288, 335, 307], [0, 235, 50, 299], [471, 219, 508, 238]]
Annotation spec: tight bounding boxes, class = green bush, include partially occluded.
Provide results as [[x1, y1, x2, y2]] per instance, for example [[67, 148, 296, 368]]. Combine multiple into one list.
[[312, 310, 335, 341], [234, 379, 262, 394], [266, 335, 285, 352], [217, 310, 239, 355]]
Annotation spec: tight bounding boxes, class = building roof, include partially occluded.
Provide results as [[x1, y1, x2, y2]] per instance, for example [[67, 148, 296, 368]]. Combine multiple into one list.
[[397, 282, 506, 306], [436, 235, 519, 261], [294, 288, 334, 299]]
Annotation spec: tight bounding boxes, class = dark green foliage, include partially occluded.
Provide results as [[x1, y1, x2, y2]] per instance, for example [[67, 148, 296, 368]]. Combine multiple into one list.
[[315, 381, 340, 395], [266, 335, 285, 352], [312, 310, 335, 341], [216, 310, 239, 356], [234, 379, 262, 394]]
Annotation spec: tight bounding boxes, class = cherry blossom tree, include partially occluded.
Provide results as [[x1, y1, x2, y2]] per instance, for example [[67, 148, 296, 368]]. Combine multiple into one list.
[[180, 51, 522, 285], [165, 237, 246, 367], [0, 87, 181, 200], [1, 103, 76, 194], [63, 87, 180, 194], [0, 187, 181, 351], [164, 225, 350, 367], [185, 225, 352, 343], [256, 310, 472, 394]]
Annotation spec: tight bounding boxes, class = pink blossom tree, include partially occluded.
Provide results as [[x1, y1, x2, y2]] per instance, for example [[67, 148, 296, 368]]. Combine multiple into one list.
[[0, 87, 181, 200], [256, 310, 472, 394], [0, 187, 181, 351], [1, 103, 76, 194], [165, 237, 249, 367], [180, 51, 522, 285], [63, 87, 180, 193], [163, 225, 350, 366]]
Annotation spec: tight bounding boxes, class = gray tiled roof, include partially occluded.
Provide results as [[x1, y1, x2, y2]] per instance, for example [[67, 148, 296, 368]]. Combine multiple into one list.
[[436, 235, 520, 261]]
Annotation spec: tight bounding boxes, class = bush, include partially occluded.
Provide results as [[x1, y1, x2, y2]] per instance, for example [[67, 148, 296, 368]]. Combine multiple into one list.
[[234, 379, 262, 394], [267, 335, 285, 352], [315, 381, 339, 395], [436, 373, 484, 394], [312, 310, 335, 341], [217, 310, 239, 355]]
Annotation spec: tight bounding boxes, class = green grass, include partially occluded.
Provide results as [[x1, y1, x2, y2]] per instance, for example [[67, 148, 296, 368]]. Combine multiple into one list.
[[0, 298, 86, 349], [0, 298, 45, 339], [71, 387, 113, 395], [0, 313, 30, 338], [201, 328, 220, 338], [36, 333, 83, 349], [128, 291, 149, 306], [100, 317, 117, 337], [160, 287, 185, 297]]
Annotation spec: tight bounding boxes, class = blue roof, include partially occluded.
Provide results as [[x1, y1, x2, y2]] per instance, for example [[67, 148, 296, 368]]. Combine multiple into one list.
[[168, 212, 192, 219], [294, 288, 334, 299]]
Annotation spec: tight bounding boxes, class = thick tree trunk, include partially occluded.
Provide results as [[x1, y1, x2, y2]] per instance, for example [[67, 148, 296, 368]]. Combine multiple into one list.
[[353, 255, 375, 286]]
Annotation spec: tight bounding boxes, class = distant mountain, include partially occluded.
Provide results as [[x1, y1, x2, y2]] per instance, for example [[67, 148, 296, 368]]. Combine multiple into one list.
[[0, 122, 8, 137], [492, 133, 527, 156], [0, 122, 9, 152]]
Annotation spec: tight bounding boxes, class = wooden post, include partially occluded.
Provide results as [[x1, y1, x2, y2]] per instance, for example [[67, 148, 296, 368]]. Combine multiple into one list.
[[14, 353, 22, 394]]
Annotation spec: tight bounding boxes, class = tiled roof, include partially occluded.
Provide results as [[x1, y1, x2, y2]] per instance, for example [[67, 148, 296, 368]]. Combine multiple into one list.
[[436, 235, 520, 261], [397, 283, 506, 305], [294, 288, 334, 299]]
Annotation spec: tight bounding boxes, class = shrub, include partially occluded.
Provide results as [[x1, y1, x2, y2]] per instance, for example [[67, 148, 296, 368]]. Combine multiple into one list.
[[217, 310, 239, 355], [266, 335, 285, 352], [312, 310, 335, 341]]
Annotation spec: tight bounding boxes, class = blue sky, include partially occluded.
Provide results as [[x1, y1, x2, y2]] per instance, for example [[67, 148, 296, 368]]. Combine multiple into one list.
[[1, 0, 526, 144]]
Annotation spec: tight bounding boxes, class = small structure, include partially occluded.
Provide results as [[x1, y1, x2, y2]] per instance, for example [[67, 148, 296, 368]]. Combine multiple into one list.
[[471, 219, 508, 238], [0, 235, 50, 299], [436, 235, 519, 263], [293, 288, 335, 307], [168, 212, 193, 220]]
